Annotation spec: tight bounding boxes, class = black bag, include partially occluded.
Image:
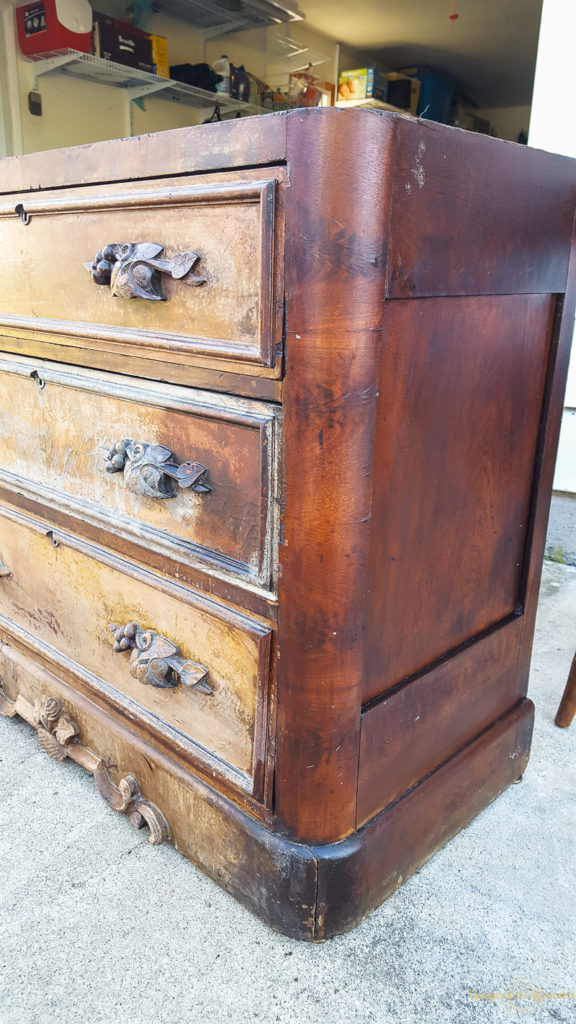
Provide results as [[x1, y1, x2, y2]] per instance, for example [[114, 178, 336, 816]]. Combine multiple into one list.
[[169, 63, 222, 92]]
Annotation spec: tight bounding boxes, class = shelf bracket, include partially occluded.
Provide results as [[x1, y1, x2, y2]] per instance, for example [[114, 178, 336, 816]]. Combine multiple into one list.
[[124, 81, 170, 103], [31, 52, 78, 90]]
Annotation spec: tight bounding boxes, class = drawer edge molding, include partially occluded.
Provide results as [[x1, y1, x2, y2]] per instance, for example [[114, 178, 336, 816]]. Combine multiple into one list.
[[0, 685, 171, 846], [0, 178, 277, 218], [0, 470, 265, 589], [0, 500, 274, 633]]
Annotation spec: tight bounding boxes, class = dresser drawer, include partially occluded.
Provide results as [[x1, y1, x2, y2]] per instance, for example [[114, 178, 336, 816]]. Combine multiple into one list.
[[0, 168, 283, 377], [0, 505, 273, 794], [0, 357, 280, 592]]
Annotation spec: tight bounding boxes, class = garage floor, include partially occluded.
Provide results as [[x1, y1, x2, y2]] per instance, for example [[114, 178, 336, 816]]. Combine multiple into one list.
[[1, 560, 575, 1024]]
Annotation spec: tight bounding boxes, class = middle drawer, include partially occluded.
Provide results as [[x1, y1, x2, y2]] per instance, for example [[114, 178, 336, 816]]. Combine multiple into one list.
[[0, 356, 280, 594]]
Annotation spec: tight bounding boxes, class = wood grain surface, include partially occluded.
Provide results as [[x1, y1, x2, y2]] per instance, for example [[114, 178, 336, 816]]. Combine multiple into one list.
[[0, 504, 272, 790], [388, 117, 576, 297], [363, 293, 556, 700], [0, 168, 284, 377], [0, 109, 574, 936], [0, 355, 280, 592], [274, 109, 395, 843]]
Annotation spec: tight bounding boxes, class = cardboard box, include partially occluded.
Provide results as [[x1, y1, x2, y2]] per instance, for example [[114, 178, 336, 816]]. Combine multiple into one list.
[[387, 72, 420, 115], [149, 33, 169, 79], [93, 11, 154, 74], [338, 68, 388, 103]]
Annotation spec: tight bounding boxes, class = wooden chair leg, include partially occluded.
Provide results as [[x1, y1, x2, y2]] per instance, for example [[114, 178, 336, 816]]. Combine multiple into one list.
[[555, 651, 576, 728]]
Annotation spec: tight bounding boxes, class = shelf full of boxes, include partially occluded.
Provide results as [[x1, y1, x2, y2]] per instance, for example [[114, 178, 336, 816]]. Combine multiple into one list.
[[14, 0, 423, 127]]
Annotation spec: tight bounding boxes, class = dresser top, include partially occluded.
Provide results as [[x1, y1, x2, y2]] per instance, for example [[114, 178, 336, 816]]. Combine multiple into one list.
[[1, 107, 574, 195]]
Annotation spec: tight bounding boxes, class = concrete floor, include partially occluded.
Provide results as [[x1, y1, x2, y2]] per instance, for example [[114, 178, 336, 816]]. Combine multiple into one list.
[[1, 561, 575, 1024]]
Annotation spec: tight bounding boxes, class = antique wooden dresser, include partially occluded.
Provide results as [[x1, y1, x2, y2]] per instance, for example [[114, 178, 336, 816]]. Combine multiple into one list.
[[0, 110, 574, 939]]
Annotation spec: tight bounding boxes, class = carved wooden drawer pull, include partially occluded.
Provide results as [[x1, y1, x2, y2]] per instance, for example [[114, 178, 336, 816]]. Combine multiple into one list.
[[105, 439, 211, 499], [110, 621, 213, 695], [85, 242, 206, 301]]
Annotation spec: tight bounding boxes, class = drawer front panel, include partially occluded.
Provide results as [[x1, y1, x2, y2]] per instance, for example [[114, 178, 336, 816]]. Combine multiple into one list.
[[0, 505, 272, 791], [0, 169, 283, 374], [0, 357, 280, 591]]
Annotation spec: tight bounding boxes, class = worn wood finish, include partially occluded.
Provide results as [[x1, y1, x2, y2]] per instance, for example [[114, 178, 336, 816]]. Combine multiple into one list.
[[0, 355, 280, 593], [388, 117, 576, 297], [0, 109, 574, 937], [0, 168, 284, 378], [555, 651, 576, 728], [313, 699, 534, 938], [274, 110, 395, 843], [0, 504, 272, 793], [0, 333, 283, 401], [363, 293, 555, 701], [357, 620, 525, 825], [513, 220, 576, 696], [0, 636, 532, 940], [0, 484, 277, 620], [0, 113, 289, 194]]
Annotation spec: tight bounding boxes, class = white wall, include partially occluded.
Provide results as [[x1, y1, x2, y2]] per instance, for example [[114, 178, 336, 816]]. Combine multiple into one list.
[[475, 104, 531, 142], [529, 0, 576, 561]]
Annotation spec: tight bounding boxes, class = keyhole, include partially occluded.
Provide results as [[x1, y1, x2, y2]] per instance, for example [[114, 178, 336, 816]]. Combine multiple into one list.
[[30, 370, 45, 390], [46, 530, 60, 548]]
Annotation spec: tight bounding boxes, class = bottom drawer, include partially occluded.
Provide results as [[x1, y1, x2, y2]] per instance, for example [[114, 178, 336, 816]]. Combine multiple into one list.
[[0, 504, 272, 795]]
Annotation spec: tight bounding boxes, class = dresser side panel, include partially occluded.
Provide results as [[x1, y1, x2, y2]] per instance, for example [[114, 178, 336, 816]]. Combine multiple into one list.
[[363, 292, 556, 702], [514, 221, 576, 690], [387, 117, 576, 297]]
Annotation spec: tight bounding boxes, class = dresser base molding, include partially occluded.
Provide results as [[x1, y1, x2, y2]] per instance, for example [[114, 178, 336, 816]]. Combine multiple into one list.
[[0, 636, 533, 940]]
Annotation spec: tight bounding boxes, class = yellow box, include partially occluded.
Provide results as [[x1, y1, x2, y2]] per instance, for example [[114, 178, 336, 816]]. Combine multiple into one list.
[[149, 34, 169, 79]]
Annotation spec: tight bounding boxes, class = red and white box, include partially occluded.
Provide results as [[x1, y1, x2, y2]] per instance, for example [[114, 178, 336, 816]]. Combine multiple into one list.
[[15, 0, 93, 59]]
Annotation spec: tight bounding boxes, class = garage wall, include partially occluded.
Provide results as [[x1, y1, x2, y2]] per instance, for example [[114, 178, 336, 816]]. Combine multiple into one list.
[[529, 0, 576, 564], [0, 0, 339, 156]]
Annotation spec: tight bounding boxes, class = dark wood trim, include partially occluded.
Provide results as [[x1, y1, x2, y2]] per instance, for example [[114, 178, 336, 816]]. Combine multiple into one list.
[[514, 219, 576, 692], [274, 109, 396, 843]]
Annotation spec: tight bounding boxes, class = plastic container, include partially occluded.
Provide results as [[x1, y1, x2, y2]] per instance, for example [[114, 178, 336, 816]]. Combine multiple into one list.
[[15, 0, 93, 59], [213, 54, 230, 97], [399, 66, 455, 123]]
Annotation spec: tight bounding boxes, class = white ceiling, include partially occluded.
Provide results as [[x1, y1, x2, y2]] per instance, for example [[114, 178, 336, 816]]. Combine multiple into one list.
[[297, 0, 543, 107]]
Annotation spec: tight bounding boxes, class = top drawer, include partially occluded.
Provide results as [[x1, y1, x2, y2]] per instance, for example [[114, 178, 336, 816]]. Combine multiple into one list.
[[0, 168, 284, 379]]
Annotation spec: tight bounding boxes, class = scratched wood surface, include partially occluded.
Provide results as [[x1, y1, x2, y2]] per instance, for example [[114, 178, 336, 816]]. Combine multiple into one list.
[[0, 167, 284, 377], [363, 292, 556, 700], [357, 621, 525, 826], [0, 503, 272, 787], [387, 117, 576, 297], [0, 109, 574, 937], [0, 355, 280, 592]]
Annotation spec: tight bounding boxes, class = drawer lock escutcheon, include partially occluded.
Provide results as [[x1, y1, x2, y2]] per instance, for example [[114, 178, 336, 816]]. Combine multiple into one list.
[[109, 621, 213, 695], [105, 439, 211, 499], [85, 242, 206, 301]]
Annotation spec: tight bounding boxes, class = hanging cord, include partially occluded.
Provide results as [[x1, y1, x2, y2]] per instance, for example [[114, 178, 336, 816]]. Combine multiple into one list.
[[203, 102, 222, 124]]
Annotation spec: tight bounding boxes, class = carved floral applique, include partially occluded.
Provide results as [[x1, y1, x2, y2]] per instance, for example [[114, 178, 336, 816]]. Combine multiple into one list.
[[86, 243, 206, 301]]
